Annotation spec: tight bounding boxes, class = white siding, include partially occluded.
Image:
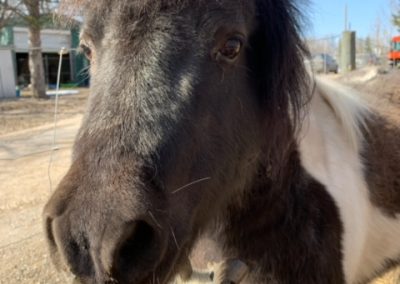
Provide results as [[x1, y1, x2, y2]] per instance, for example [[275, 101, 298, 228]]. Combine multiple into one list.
[[13, 27, 71, 53], [0, 49, 16, 98]]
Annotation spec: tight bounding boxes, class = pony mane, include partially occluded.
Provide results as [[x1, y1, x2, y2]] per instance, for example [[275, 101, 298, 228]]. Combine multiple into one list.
[[60, 0, 195, 18], [316, 78, 370, 152], [250, 0, 311, 173]]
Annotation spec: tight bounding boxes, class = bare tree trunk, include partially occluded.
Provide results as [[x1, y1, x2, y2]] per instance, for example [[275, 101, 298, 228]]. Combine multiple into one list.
[[25, 0, 47, 99], [28, 26, 47, 99]]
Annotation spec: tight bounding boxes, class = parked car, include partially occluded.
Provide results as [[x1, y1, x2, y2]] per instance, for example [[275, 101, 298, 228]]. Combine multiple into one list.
[[310, 53, 338, 74]]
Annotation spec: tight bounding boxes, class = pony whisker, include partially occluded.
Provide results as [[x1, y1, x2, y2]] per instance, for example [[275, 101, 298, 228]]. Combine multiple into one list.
[[171, 177, 211, 194], [169, 224, 180, 250], [148, 210, 163, 230]]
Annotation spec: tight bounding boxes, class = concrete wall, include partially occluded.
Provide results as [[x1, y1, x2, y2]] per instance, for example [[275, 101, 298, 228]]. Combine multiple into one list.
[[0, 49, 16, 98], [340, 31, 356, 73]]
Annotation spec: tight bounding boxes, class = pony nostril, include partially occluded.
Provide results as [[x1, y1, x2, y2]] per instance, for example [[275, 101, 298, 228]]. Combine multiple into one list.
[[112, 220, 159, 280], [44, 216, 63, 266], [45, 217, 56, 249], [116, 220, 156, 267]]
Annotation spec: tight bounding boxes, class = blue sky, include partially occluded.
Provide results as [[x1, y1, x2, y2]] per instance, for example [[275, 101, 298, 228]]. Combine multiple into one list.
[[307, 0, 396, 39]]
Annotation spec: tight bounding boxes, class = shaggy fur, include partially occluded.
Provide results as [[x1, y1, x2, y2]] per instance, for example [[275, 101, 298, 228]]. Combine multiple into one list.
[[43, 1, 400, 284], [362, 112, 400, 216]]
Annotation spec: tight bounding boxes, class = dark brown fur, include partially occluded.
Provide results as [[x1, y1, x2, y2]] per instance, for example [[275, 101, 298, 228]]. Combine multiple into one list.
[[222, 149, 344, 283], [43, 1, 349, 283], [362, 110, 400, 217]]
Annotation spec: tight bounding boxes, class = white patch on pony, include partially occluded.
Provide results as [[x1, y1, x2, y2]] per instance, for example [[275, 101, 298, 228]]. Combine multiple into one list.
[[313, 78, 369, 153], [172, 259, 249, 284], [298, 78, 400, 283], [173, 270, 214, 284]]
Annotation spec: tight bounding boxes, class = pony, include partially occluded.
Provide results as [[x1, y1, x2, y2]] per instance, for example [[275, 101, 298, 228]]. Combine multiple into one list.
[[43, 0, 400, 283]]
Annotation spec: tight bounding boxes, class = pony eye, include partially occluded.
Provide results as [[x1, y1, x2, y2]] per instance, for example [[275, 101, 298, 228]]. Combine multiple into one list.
[[219, 38, 243, 60], [79, 43, 92, 60]]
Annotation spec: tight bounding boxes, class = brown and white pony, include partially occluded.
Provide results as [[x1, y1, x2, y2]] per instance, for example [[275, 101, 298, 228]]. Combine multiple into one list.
[[43, 0, 400, 283]]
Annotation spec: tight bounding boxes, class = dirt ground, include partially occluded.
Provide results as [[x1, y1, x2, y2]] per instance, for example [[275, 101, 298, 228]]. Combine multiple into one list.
[[335, 67, 400, 121], [0, 91, 87, 283], [0, 90, 88, 135], [0, 71, 400, 283]]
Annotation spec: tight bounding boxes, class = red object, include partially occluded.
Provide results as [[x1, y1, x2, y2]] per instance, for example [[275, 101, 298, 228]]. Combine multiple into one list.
[[388, 36, 400, 66]]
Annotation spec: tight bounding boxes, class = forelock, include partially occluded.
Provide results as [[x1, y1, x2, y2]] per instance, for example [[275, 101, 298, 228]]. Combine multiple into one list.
[[60, 0, 197, 18]]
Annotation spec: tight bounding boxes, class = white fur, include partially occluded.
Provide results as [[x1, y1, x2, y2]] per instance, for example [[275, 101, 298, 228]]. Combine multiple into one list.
[[173, 271, 214, 284], [172, 259, 249, 284], [298, 78, 400, 283]]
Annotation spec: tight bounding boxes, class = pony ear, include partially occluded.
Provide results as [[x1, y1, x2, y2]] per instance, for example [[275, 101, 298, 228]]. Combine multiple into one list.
[[248, 0, 311, 172]]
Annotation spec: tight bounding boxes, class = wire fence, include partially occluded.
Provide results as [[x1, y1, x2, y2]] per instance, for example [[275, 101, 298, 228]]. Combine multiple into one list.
[[48, 47, 67, 193]]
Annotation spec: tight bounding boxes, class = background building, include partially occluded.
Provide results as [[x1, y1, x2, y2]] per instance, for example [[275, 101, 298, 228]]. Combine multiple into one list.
[[0, 24, 88, 98]]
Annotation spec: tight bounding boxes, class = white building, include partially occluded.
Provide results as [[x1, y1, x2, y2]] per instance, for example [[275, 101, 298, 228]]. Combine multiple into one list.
[[0, 48, 16, 98], [0, 25, 88, 98]]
